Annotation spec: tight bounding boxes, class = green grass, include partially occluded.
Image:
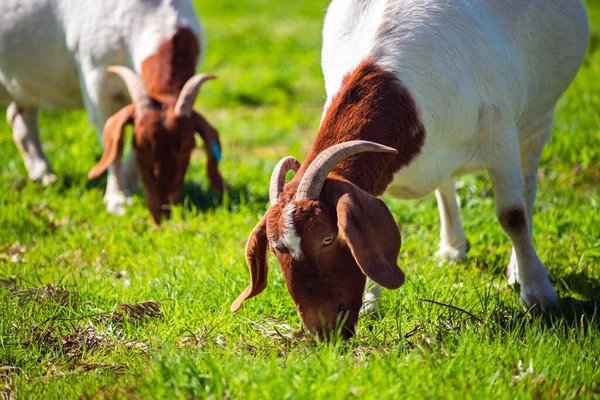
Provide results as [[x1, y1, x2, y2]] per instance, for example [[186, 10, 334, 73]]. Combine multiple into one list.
[[1, 0, 599, 398]]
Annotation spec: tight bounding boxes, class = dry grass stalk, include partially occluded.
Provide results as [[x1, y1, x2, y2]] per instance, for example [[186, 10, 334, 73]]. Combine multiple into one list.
[[418, 297, 484, 324], [32, 363, 124, 383], [11, 285, 71, 307], [237, 315, 307, 346], [68, 363, 125, 373], [59, 325, 113, 358], [18, 318, 149, 362], [180, 324, 219, 348], [0, 370, 15, 400], [110, 300, 162, 322], [28, 204, 69, 229]]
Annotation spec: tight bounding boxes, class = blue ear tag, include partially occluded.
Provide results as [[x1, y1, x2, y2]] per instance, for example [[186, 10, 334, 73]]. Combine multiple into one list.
[[212, 141, 222, 162]]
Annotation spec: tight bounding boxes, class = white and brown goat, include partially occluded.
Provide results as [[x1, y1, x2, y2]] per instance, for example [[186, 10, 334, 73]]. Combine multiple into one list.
[[0, 0, 223, 222], [232, 0, 589, 337]]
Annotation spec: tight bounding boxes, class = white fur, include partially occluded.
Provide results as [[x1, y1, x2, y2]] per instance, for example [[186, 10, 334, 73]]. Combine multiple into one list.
[[322, 0, 589, 311], [282, 203, 303, 259], [0, 0, 205, 214]]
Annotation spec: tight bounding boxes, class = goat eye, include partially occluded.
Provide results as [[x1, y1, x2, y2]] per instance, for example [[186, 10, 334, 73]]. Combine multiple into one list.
[[322, 236, 334, 246]]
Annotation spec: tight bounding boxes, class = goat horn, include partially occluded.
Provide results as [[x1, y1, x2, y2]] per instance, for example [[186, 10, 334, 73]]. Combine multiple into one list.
[[269, 156, 301, 206], [107, 66, 152, 114], [295, 140, 397, 201], [174, 74, 217, 116]]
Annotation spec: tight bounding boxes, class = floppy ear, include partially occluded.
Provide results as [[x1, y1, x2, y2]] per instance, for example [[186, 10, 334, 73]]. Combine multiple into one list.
[[231, 213, 269, 312], [329, 180, 405, 289], [192, 111, 224, 193], [88, 105, 135, 179]]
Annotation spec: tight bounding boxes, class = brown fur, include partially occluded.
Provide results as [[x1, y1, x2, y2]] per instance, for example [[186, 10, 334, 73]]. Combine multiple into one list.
[[89, 28, 223, 223], [230, 214, 269, 313], [297, 59, 425, 196], [88, 105, 135, 180], [141, 28, 200, 97], [268, 199, 364, 338], [499, 207, 527, 233], [233, 60, 424, 338]]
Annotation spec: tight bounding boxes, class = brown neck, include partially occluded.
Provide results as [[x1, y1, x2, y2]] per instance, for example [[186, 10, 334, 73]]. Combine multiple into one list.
[[297, 60, 425, 196], [140, 27, 200, 98]]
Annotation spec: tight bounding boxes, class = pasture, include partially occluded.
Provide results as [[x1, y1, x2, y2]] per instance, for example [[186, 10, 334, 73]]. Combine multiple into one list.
[[1, 0, 599, 398]]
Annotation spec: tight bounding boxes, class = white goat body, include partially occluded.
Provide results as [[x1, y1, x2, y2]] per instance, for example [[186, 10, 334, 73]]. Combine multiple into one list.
[[321, 0, 588, 310], [0, 0, 203, 109], [0, 0, 205, 213]]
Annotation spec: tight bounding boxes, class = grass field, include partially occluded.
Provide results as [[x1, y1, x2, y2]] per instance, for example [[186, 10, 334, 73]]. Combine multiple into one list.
[[1, 1, 599, 398]]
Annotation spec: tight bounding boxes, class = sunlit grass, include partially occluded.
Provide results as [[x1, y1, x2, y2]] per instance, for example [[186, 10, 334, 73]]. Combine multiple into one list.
[[1, 0, 599, 398]]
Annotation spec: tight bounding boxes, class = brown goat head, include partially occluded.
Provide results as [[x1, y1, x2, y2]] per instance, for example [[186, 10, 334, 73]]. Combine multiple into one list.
[[231, 141, 406, 338], [87, 67, 223, 223]]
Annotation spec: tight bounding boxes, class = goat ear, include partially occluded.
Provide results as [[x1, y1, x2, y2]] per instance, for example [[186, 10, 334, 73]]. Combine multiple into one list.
[[329, 181, 405, 289], [192, 111, 224, 193], [88, 105, 135, 179], [231, 213, 269, 312]]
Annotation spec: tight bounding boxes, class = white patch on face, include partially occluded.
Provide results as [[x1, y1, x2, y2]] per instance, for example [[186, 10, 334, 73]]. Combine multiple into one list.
[[282, 203, 303, 259]]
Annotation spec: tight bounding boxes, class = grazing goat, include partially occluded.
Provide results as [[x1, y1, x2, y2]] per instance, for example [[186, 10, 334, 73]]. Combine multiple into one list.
[[232, 0, 589, 337], [0, 0, 223, 223]]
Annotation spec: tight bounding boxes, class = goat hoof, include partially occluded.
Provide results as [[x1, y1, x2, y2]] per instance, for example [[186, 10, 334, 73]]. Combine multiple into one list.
[[104, 192, 130, 216], [520, 275, 558, 313], [436, 243, 468, 264], [41, 173, 57, 186], [28, 162, 55, 186]]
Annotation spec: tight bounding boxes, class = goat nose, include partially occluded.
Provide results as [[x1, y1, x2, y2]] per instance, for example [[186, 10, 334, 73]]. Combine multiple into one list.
[[150, 204, 171, 223], [161, 204, 172, 219]]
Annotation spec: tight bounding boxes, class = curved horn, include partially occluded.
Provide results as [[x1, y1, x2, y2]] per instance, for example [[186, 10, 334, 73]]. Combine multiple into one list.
[[269, 156, 301, 206], [107, 66, 152, 114], [295, 140, 397, 201], [174, 74, 217, 116]]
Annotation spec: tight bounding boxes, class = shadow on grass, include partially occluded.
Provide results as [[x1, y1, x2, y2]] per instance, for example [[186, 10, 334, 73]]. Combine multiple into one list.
[[547, 271, 600, 331], [485, 296, 600, 338], [8, 173, 83, 193], [479, 259, 600, 335], [558, 271, 600, 301], [180, 181, 268, 213], [556, 296, 599, 322], [83, 174, 106, 191], [80, 173, 269, 214], [180, 182, 225, 213], [400, 271, 600, 342]]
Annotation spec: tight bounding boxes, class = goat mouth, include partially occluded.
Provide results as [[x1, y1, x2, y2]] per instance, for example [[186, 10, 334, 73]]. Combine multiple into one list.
[[149, 204, 172, 224], [297, 305, 359, 339]]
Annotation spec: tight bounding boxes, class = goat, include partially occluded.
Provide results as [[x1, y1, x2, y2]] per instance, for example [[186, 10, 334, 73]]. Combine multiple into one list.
[[231, 0, 589, 338], [0, 0, 224, 223]]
